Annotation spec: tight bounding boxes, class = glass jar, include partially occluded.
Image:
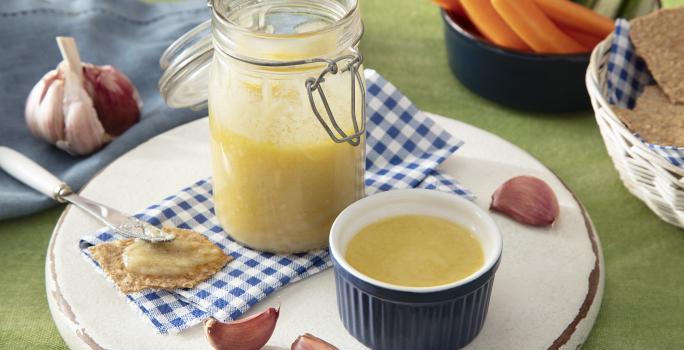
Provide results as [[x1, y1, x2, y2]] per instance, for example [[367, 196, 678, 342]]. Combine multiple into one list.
[[159, 0, 366, 253]]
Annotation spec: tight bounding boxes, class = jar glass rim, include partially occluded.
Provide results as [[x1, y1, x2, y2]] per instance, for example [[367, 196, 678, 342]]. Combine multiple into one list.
[[209, 0, 360, 39]]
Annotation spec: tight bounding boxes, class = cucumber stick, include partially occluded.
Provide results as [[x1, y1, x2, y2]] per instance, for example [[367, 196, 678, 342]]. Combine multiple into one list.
[[593, 0, 624, 18], [619, 0, 658, 19]]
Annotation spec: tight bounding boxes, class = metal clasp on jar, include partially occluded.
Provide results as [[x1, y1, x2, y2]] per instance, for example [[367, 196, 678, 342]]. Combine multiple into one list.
[[305, 52, 366, 146]]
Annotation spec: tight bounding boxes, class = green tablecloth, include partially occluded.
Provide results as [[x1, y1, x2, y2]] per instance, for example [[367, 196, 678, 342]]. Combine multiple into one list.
[[2, 1, 684, 349]]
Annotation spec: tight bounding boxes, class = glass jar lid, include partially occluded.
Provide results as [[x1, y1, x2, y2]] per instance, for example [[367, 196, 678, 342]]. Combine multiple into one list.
[[158, 0, 366, 145], [158, 20, 212, 110]]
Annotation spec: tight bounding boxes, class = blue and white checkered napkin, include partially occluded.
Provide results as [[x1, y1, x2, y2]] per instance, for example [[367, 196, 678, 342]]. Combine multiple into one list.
[[606, 19, 684, 167], [79, 69, 472, 334]]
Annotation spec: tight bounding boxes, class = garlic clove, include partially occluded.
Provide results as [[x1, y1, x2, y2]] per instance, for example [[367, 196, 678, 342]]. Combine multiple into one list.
[[291, 333, 339, 350], [204, 307, 279, 350], [83, 64, 141, 136], [25, 70, 56, 126], [490, 175, 560, 227], [57, 67, 107, 155], [35, 78, 66, 144], [26, 70, 65, 143]]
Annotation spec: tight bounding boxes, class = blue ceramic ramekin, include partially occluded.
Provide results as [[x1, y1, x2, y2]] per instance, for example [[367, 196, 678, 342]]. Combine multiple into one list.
[[330, 189, 502, 350]]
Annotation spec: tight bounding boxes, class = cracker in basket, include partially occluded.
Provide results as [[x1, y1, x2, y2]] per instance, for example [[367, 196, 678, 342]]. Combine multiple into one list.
[[90, 227, 232, 293], [634, 85, 684, 115], [613, 86, 684, 146], [630, 8, 684, 104]]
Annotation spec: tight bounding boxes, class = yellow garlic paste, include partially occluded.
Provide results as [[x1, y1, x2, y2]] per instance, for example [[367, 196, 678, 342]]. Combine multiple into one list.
[[345, 215, 485, 287], [208, 30, 365, 252], [123, 238, 226, 277]]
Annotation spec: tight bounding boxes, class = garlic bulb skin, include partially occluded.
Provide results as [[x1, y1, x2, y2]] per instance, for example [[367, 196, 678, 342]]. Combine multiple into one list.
[[83, 64, 142, 136]]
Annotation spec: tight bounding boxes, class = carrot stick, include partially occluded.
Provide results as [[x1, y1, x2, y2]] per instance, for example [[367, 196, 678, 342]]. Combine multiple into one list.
[[561, 27, 602, 51], [491, 0, 585, 54], [433, 0, 466, 17], [460, 0, 529, 51], [534, 0, 614, 38]]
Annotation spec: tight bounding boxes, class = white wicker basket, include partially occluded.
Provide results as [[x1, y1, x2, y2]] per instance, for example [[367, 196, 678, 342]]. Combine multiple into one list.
[[587, 35, 684, 228]]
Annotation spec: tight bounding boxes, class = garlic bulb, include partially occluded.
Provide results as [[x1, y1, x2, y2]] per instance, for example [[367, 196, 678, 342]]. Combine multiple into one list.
[[25, 37, 141, 156]]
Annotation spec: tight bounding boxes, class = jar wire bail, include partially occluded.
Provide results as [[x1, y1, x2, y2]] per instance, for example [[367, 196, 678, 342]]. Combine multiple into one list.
[[305, 52, 366, 146]]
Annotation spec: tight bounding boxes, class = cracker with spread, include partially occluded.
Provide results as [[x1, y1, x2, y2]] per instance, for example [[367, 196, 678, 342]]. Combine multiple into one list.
[[90, 227, 232, 293]]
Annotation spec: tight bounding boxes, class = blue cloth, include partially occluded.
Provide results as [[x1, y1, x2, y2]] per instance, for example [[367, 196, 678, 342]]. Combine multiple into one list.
[[79, 70, 473, 334], [606, 19, 684, 167], [0, 0, 208, 219]]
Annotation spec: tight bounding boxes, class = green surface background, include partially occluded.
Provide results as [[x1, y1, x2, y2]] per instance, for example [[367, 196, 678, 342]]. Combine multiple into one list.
[[2, 1, 684, 349]]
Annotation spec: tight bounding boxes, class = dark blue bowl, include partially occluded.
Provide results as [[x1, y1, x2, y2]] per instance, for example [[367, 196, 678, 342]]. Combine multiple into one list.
[[441, 9, 591, 113], [330, 189, 503, 350]]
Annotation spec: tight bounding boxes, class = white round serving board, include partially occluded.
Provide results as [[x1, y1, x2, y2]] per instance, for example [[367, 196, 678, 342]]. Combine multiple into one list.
[[46, 114, 604, 350]]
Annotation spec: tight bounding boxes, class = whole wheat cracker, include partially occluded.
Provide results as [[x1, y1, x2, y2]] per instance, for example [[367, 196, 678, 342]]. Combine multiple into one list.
[[630, 8, 684, 104], [90, 227, 232, 293], [633, 85, 684, 115], [613, 85, 684, 146]]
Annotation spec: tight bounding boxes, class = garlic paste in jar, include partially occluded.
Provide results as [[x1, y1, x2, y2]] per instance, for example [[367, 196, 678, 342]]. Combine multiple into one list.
[[208, 0, 365, 252]]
